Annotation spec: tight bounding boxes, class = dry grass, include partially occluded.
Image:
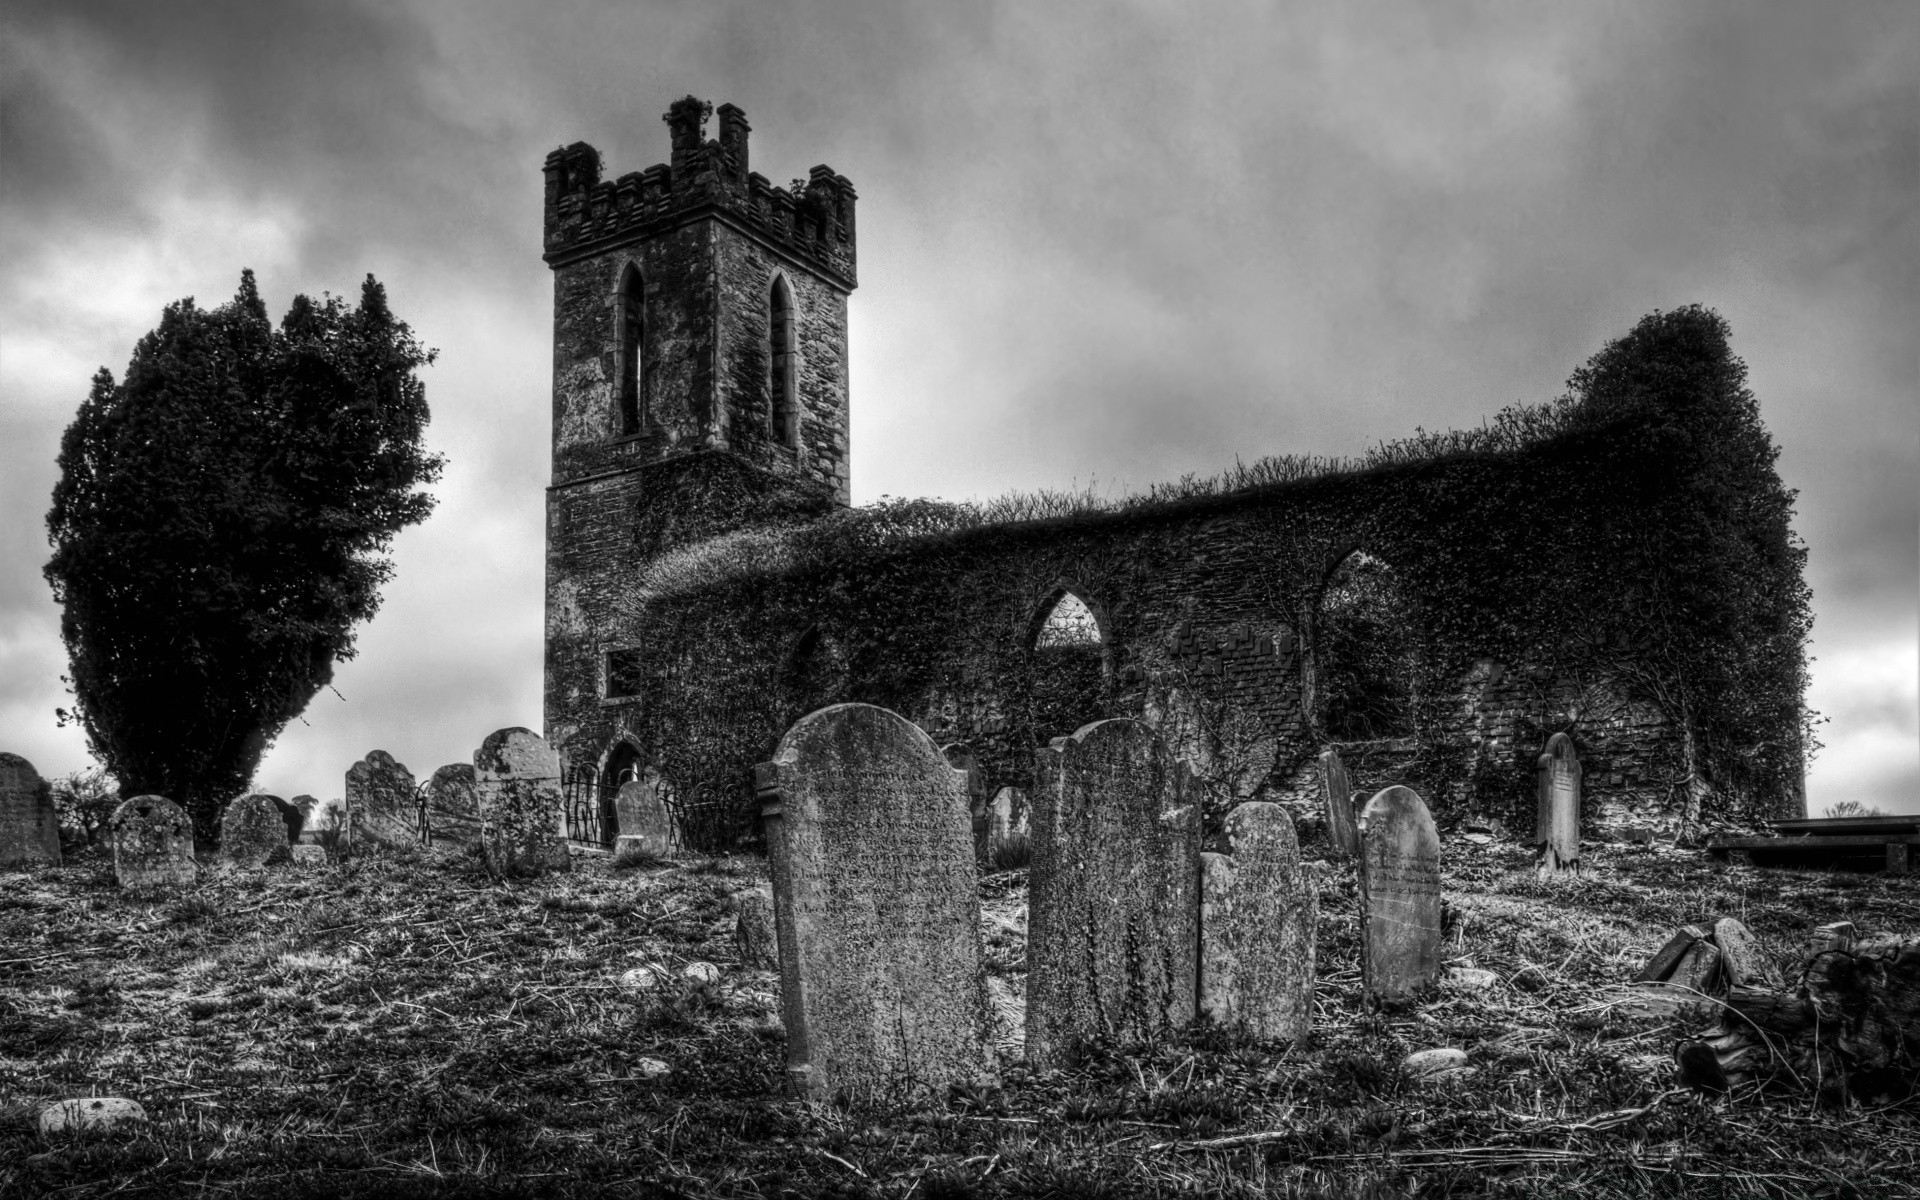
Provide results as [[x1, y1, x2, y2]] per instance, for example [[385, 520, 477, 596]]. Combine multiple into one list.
[[2, 839, 1916, 1198]]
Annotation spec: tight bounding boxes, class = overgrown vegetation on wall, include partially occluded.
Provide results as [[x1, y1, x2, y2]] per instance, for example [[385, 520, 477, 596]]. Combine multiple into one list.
[[581, 307, 1810, 849]]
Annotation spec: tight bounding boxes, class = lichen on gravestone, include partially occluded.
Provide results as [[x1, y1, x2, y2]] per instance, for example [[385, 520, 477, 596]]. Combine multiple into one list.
[[1357, 785, 1442, 1005], [474, 728, 571, 877], [219, 794, 292, 869], [1199, 801, 1317, 1042], [1025, 718, 1200, 1068], [0, 752, 61, 870], [757, 703, 990, 1102], [1535, 733, 1581, 877], [346, 750, 419, 854], [109, 795, 197, 891], [614, 768, 676, 859], [425, 763, 481, 856]]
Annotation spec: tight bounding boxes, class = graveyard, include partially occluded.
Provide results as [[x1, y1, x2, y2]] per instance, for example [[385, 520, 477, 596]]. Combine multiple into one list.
[[4, 717, 1918, 1198]]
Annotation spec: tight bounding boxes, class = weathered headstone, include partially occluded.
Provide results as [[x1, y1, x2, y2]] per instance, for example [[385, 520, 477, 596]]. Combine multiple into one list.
[[346, 751, 418, 853], [1358, 785, 1442, 1004], [1026, 718, 1200, 1068], [109, 795, 197, 890], [1535, 733, 1581, 876], [1667, 940, 1722, 995], [1713, 918, 1785, 989], [0, 753, 61, 869], [614, 767, 677, 858], [425, 764, 481, 855], [219, 794, 292, 869], [1635, 925, 1708, 983], [474, 728, 571, 876], [1200, 801, 1317, 1042], [942, 742, 994, 861], [757, 703, 989, 1102], [985, 787, 1029, 865], [1318, 748, 1358, 859]]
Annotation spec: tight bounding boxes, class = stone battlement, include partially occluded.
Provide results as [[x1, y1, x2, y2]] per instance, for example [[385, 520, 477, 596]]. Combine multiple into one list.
[[542, 96, 857, 288]]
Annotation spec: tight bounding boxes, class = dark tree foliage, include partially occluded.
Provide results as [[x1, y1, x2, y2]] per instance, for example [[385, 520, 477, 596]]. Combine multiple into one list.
[[44, 272, 443, 844]]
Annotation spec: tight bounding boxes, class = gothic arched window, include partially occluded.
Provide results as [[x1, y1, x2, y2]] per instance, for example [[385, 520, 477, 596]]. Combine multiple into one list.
[[769, 276, 797, 445], [616, 263, 644, 436]]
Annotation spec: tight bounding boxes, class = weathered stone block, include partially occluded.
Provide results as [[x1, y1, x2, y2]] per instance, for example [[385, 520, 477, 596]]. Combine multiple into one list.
[[1199, 801, 1316, 1043], [758, 703, 989, 1102], [1026, 718, 1200, 1068], [1358, 785, 1442, 1004], [109, 795, 196, 890], [219, 794, 291, 869], [1713, 917, 1784, 989], [347, 750, 418, 853], [475, 728, 571, 876], [0, 752, 60, 869]]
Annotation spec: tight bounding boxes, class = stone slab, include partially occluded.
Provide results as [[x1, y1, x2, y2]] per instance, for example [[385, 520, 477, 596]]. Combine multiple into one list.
[[289, 843, 327, 867], [1535, 733, 1581, 876], [347, 750, 418, 853], [758, 702, 988, 1102], [1634, 925, 1708, 983], [734, 884, 778, 970], [0, 752, 61, 869], [1358, 785, 1442, 1004], [942, 743, 992, 861], [1667, 940, 1723, 996], [1026, 718, 1200, 1067], [1200, 802, 1316, 1042], [474, 728, 571, 876], [220, 793, 291, 869], [1318, 748, 1357, 859], [109, 795, 196, 890], [1712, 918, 1784, 990]]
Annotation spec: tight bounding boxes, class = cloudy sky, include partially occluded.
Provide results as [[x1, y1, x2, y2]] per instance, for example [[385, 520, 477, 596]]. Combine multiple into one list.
[[3, 0, 1913, 814]]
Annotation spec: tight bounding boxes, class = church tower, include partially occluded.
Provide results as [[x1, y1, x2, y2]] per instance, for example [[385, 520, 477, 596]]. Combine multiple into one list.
[[542, 97, 856, 775]]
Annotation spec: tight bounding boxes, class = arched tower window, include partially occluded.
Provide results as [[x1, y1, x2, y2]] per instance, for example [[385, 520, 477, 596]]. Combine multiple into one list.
[[769, 275, 797, 445], [616, 263, 644, 436]]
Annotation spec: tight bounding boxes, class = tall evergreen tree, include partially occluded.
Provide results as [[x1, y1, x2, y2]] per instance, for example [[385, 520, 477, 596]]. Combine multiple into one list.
[[45, 271, 443, 843]]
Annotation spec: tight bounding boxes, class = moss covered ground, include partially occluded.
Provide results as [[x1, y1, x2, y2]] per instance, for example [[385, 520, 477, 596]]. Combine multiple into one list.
[[2, 838, 1915, 1198]]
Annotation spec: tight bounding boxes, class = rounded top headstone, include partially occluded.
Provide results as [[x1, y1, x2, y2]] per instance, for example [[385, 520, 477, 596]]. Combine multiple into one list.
[[0, 751, 39, 775], [110, 794, 191, 831], [773, 703, 952, 773], [1360, 786, 1439, 854], [476, 727, 559, 777]]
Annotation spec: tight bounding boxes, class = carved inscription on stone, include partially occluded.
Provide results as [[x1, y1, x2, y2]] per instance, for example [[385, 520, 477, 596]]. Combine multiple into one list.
[[1026, 718, 1200, 1068], [760, 704, 989, 1102], [1358, 785, 1442, 1004], [1535, 733, 1581, 876], [426, 764, 481, 855], [220, 793, 291, 869]]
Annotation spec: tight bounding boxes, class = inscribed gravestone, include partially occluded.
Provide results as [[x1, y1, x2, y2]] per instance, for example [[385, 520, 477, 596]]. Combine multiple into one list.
[[109, 795, 197, 890], [1026, 718, 1200, 1068], [347, 751, 418, 853], [426, 764, 481, 855], [1358, 785, 1442, 1004], [614, 767, 677, 858], [474, 728, 571, 876], [1318, 748, 1358, 858], [0, 752, 61, 869], [220, 794, 291, 869], [1200, 801, 1317, 1042], [1535, 733, 1581, 876], [757, 703, 989, 1101], [942, 743, 994, 861]]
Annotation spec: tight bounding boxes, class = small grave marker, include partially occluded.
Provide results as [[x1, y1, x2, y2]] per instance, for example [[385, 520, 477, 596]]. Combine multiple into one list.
[[1026, 718, 1200, 1067], [1358, 785, 1442, 1004], [614, 767, 677, 858], [757, 703, 989, 1101], [1200, 801, 1317, 1042], [347, 751, 418, 853], [1535, 733, 1581, 876], [219, 794, 291, 869], [109, 795, 197, 890], [1318, 748, 1358, 858], [0, 752, 61, 869], [475, 728, 571, 876]]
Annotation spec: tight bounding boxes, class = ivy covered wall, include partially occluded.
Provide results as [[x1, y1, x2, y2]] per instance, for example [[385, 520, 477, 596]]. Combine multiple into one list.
[[545, 308, 1811, 851]]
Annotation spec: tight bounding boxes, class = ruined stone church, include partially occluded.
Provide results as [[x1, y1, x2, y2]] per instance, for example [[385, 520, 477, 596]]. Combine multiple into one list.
[[540, 98, 1808, 851]]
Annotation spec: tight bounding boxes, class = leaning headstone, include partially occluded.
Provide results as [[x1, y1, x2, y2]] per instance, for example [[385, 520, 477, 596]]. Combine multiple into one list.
[[0, 753, 61, 869], [614, 768, 677, 859], [474, 728, 571, 876], [1712, 918, 1785, 989], [346, 751, 418, 853], [1318, 748, 1358, 859], [1357, 785, 1442, 1004], [1667, 940, 1722, 995], [757, 703, 988, 1102], [425, 764, 481, 855], [109, 795, 197, 890], [1200, 802, 1317, 1042], [1026, 718, 1200, 1068], [219, 794, 291, 869], [1535, 733, 1581, 876]]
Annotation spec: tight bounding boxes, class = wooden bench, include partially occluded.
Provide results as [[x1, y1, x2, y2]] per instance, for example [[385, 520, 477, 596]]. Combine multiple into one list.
[[1709, 816, 1920, 874]]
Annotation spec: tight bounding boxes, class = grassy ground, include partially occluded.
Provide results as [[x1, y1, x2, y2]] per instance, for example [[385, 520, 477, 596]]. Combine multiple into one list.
[[2, 837, 1916, 1199]]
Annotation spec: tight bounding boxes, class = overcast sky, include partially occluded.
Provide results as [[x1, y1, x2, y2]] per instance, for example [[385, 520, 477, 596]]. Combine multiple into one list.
[[3, 0, 1913, 815]]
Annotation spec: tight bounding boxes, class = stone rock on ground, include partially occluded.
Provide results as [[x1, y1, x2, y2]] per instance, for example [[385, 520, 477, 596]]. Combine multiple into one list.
[[620, 965, 670, 992], [289, 844, 327, 867], [682, 961, 721, 984], [1444, 967, 1499, 991], [633, 1058, 671, 1079], [40, 1098, 147, 1135], [1403, 1048, 1471, 1078]]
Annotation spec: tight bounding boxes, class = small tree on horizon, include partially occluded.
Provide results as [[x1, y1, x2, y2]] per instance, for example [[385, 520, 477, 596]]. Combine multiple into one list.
[[44, 271, 443, 845]]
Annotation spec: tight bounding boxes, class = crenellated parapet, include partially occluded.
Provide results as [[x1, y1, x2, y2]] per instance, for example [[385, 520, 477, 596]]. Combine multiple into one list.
[[542, 96, 857, 289]]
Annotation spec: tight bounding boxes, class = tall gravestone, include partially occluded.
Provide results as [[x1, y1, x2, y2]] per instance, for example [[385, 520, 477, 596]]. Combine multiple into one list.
[[1535, 733, 1581, 876], [1200, 801, 1318, 1042], [1358, 785, 1442, 1004], [1026, 718, 1200, 1068], [474, 728, 571, 876], [347, 751, 418, 853], [219, 794, 292, 869], [426, 764, 482, 855], [109, 795, 197, 890], [614, 767, 677, 858], [0, 753, 61, 869], [1318, 748, 1358, 859], [757, 703, 989, 1102]]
